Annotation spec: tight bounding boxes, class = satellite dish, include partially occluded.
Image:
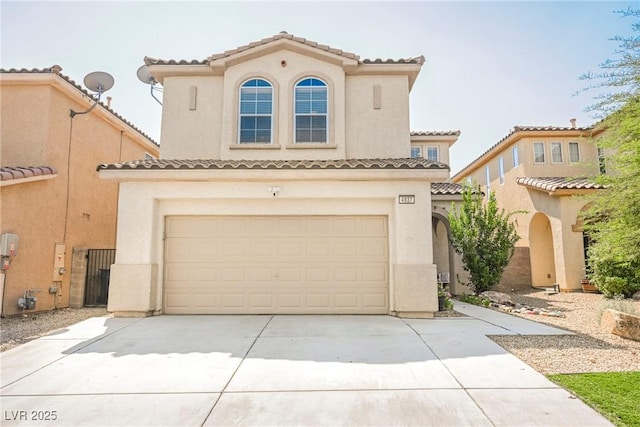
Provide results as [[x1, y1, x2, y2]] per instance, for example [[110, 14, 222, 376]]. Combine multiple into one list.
[[137, 64, 162, 105], [136, 65, 156, 85], [83, 71, 114, 93]]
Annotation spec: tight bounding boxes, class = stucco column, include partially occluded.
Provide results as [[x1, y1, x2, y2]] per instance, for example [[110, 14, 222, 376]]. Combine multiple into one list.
[[107, 184, 159, 316], [392, 186, 438, 317], [556, 200, 587, 291]]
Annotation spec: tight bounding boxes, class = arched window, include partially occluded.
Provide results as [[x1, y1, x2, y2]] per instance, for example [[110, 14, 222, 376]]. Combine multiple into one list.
[[294, 78, 327, 143], [239, 78, 273, 144]]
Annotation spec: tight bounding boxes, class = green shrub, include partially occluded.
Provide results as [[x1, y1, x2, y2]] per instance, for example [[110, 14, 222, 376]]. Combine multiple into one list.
[[459, 294, 491, 307], [589, 255, 640, 298]]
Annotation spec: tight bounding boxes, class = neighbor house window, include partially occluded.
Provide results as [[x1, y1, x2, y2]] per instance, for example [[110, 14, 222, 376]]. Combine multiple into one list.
[[411, 146, 421, 158], [533, 142, 546, 163], [239, 78, 273, 144], [598, 147, 607, 174], [551, 142, 563, 163], [498, 156, 505, 185], [485, 165, 491, 198], [569, 142, 580, 162], [512, 145, 519, 167], [295, 78, 327, 143], [426, 146, 439, 162]]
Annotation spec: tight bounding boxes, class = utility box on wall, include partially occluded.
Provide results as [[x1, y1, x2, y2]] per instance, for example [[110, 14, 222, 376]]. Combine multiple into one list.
[[0, 233, 19, 257]]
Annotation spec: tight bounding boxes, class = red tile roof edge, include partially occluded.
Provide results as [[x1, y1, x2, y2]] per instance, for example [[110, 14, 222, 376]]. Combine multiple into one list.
[[516, 176, 606, 191], [0, 166, 58, 181], [145, 32, 424, 67], [97, 158, 449, 172]]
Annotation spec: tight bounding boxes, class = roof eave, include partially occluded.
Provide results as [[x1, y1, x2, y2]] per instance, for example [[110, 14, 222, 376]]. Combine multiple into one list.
[[98, 167, 450, 182]]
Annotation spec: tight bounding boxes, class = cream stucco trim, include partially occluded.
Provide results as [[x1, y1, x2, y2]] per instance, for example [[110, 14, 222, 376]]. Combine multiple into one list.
[[230, 144, 282, 150], [285, 143, 337, 150], [99, 168, 450, 183]]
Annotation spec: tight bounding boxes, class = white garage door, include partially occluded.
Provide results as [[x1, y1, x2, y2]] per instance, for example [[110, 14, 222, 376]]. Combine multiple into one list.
[[163, 216, 389, 314]]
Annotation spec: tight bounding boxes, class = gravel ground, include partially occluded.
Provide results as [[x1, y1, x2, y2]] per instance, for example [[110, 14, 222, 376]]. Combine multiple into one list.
[[489, 290, 640, 374], [0, 307, 109, 352], [1, 292, 638, 376]]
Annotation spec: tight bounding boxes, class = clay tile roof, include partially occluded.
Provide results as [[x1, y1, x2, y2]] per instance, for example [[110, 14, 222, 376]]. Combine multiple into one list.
[[97, 158, 449, 172], [516, 177, 606, 192], [145, 32, 423, 66], [431, 182, 465, 195], [0, 166, 58, 181], [0, 67, 158, 147], [411, 130, 461, 137]]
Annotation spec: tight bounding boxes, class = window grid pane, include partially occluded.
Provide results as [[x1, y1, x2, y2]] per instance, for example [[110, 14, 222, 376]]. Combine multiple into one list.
[[499, 157, 505, 185], [513, 146, 519, 167], [239, 79, 273, 144], [534, 142, 545, 163], [295, 78, 328, 143], [569, 142, 580, 162], [411, 147, 421, 158], [426, 147, 438, 162], [551, 142, 563, 163]]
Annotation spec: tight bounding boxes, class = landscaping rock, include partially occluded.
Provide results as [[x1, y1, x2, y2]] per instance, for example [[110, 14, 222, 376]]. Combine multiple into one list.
[[633, 290, 640, 301], [480, 291, 514, 306], [600, 309, 640, 342]]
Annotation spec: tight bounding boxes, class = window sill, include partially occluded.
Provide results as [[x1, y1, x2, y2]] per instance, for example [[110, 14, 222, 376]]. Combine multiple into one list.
[[230, 144, 281, 150], [285, 143, 337, 149]]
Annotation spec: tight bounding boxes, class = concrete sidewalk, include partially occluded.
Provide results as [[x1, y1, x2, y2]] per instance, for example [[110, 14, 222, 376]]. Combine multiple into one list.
[[0, 307, 611, 426]]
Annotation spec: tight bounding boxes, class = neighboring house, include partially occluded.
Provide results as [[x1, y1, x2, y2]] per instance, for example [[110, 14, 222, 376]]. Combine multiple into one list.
[[98, 32, 454, 317], [0, 66, 159, 316], [452, 123, 606, 292]]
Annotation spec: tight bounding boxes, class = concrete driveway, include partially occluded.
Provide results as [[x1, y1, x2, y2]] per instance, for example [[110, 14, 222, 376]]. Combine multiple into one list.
[[1, 303, 611, 426]]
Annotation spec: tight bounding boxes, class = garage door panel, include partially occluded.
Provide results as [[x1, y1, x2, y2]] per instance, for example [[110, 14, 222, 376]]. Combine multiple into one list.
[[335, 294, 358, 308], [164, 216, 388, 314]]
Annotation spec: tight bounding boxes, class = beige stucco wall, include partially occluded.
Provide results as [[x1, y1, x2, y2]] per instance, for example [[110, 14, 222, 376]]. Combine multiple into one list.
[[158, 51, 413, 160], [0, 75, 158, 316], [431, 200, 471, 295], [101, 168, 448, 317], [345, 75, 410, 159]]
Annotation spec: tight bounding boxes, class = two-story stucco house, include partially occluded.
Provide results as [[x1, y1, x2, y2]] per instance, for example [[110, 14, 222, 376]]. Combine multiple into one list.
[[0, 66, 159, 316], [452, 123, 606, 292], [98, 32, 456, 317]]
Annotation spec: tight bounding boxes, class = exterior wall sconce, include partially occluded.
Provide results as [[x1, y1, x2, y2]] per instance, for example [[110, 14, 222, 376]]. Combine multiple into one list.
[[268, 186, 282, 196]]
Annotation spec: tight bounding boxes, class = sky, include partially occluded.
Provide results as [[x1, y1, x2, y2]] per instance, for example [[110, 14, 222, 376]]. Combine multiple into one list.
[[1, 1, 636, 174]]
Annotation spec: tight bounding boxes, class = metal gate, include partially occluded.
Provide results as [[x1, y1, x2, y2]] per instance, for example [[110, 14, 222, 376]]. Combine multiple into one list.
[[84, 249, 116, 306]]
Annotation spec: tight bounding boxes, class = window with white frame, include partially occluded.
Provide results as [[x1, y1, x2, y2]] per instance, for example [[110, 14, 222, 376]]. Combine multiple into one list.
[[485, 165, 491, 198], [551, 142, 563, 163], [512, 145, 519, 167], [239, 78, 273, 144], [294, 77, 328, 143], [426, 146, 439, 162], [411, 146, 421, 158], [498, 156, 505, 185], [533, 142, 546, 163], [569, 142, 580, 162]]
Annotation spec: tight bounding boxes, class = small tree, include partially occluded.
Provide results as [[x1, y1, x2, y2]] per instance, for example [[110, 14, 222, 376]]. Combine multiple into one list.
[[581, 8, 640, 298], [448, 185, 521, 295]]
